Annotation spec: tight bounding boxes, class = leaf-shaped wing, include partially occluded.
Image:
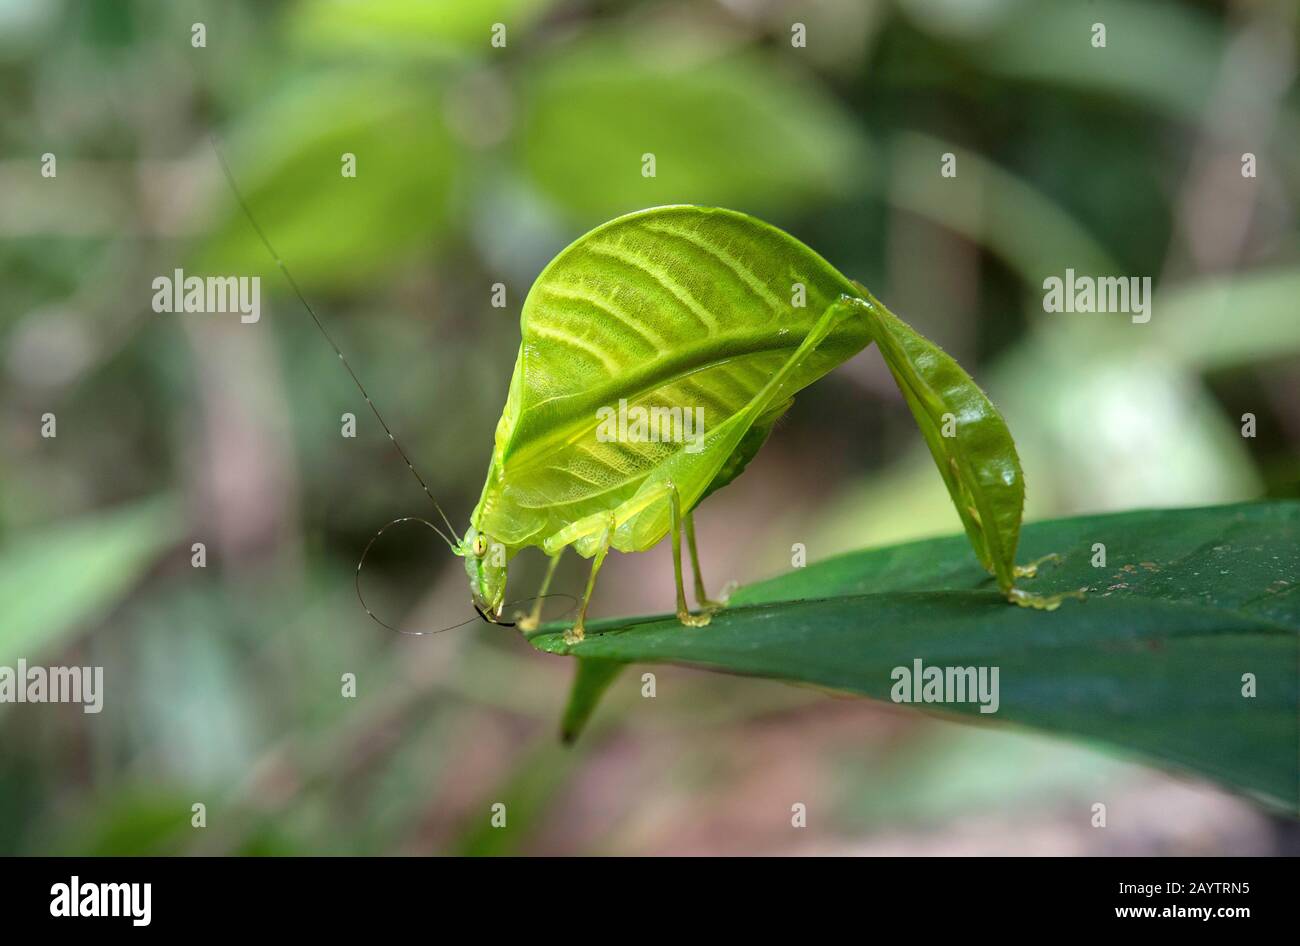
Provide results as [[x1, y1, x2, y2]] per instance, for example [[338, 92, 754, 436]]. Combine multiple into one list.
[[475, 206, 869, 548]]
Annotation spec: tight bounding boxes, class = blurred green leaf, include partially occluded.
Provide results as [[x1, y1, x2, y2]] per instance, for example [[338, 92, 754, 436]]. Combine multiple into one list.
[[450, 738, 587, 856], [48, 791, 193, 856], [970, 1, 1222, 121], [42, 790, 299, 856], [998, 342, 1261, 515], [531, 503, 1299, 810], [835, 726, 1146, 829], [0, 497, 180, 666], [197, 70, 459, 287], [288, 0, 551, 59], [1155, 267, 1300, 371], [889, 132, 1118, 281], [560, 658, 623, 744], [516, 37, 870, 222]]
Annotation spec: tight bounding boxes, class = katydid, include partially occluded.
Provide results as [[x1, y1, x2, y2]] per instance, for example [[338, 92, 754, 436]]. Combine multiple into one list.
[[214, 146, 1070, 637], [458, 206, 1074, 643]]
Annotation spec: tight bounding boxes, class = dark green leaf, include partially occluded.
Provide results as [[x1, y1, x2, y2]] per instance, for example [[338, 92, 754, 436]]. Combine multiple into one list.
[[529, 502, 1299, 810]]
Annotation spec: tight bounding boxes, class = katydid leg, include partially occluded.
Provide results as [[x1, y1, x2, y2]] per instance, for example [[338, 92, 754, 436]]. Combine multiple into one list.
[[517, 550, 563, 632], [566, 515, 615, 645], [668, 484, 711, 627], [683, 511, 725, 611]]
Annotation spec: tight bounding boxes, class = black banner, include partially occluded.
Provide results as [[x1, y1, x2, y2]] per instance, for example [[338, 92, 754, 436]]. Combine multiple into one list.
[[1, 855, 1291, 932]]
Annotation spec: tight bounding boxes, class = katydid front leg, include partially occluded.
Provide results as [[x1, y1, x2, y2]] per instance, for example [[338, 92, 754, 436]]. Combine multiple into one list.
[[516, 550, 563, 632], [565, 515, 614, 645]]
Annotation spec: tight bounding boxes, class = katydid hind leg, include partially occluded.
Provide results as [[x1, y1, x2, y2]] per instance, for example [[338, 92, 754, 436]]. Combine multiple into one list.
[[668, 485, 711, 628], [845, 285, 1084, 611], [684, 511, 726, 612]]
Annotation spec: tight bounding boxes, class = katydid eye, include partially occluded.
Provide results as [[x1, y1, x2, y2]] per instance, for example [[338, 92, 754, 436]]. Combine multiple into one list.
[[473, 535, 488, 557]]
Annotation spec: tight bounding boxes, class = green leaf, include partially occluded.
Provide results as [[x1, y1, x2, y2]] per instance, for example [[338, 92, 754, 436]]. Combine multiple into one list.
[[969, 2, 1223, 122], [560, 658, 624, 744], [0, 497, 181, 667], [516, 36, 870, 222], [887, 132, 1119, 281], [40, 790, 299, 856], [1154, 267, 1300, 372], [288, 0, 552, 59], [197, 70, 458, 288], [528, 502, 1299, 810]]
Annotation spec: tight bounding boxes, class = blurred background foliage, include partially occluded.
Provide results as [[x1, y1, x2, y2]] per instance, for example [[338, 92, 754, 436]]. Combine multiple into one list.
[[1, 0, 1297, 854]]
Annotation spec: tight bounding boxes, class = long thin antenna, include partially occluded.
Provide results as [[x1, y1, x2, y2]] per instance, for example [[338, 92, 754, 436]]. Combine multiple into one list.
[[355, 517, 478, 634], [209, 134, 462, 550], [355, 517, 578, 635]]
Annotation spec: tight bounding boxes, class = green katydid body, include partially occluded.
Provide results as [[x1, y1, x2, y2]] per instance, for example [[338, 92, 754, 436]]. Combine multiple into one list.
[[461, 206, 1071, 640]]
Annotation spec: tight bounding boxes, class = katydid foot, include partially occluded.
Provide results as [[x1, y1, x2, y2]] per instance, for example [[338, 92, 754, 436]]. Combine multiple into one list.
[[696, 577, 737, 614], [676, 608, 713, 628], [1013, 552, 1061, 579], [1006, 586, 1086, 611], [1005, 552, 1085, 609]]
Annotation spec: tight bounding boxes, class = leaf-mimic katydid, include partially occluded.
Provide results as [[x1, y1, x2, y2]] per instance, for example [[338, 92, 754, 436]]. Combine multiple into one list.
[[212, 148, 1074, 643], [461, 206, 1075, 642]]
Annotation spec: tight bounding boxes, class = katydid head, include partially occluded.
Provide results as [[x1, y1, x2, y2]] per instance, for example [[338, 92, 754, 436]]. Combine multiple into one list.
[[460, 526, 508, 620]]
